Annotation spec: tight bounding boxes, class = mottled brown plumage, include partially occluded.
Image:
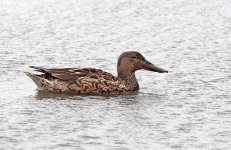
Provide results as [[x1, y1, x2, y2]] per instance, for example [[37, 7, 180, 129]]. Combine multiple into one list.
[[25, 51, 168, 95]]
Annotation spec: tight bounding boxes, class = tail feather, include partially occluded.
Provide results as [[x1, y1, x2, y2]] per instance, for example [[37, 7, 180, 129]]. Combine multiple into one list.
[[25, 72, 52, 90], [29, 66, 44, 69], [29, 66, 47, 73]]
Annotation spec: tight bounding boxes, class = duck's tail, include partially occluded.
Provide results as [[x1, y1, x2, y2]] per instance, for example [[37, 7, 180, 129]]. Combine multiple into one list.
[[24, 72, 52, 91]]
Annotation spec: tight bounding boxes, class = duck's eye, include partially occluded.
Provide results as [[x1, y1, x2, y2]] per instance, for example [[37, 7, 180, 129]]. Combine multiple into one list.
[[130, 56, 137, 59]]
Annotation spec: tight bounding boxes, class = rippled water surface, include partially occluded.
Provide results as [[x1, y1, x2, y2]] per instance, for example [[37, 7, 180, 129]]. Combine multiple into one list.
[[0, 0, 231, 149]]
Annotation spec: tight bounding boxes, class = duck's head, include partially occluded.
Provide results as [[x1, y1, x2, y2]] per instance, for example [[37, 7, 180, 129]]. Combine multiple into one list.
[[117, 51, 168, 78]]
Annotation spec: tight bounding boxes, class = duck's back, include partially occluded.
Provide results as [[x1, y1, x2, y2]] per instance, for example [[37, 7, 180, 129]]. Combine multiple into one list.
[[26, 66, 129, 95]]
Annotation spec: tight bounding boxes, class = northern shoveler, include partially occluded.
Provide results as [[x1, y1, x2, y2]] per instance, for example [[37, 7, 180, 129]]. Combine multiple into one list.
[[25, 51, 168, 95]]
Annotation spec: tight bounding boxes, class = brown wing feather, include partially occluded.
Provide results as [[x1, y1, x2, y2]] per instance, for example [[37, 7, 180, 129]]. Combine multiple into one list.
[[30, 66, 117, 82]]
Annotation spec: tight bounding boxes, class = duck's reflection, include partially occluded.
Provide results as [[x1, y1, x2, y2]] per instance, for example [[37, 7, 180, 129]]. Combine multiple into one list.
[[35, 91, 76, 100]]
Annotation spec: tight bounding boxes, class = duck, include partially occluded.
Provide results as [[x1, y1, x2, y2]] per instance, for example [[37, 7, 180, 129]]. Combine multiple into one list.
[[25, 51, 168, 95]]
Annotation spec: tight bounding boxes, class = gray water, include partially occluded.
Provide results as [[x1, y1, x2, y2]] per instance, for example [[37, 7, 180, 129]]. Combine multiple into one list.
[[0, 0, 231, 149]]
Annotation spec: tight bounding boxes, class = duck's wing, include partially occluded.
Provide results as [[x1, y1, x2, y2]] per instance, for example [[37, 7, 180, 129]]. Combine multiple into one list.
[[29, 66, 118, 82]]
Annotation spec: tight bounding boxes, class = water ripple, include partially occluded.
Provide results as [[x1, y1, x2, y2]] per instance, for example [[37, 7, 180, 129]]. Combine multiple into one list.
[[0, 0, 231, 149]]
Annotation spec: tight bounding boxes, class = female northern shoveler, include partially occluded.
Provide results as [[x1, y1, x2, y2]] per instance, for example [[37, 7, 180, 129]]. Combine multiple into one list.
[[25, 51, 168, 95]]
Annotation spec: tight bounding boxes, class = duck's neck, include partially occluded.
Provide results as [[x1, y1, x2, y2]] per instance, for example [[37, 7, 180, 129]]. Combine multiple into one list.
[[118, 72, 139, 91]]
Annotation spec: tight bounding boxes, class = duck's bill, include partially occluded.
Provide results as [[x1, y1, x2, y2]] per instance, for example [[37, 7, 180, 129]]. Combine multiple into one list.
[[142, 61, 168, 73]]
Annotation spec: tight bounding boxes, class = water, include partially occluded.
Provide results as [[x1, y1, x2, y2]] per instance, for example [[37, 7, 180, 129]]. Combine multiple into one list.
[[0, 0, 231, 149]]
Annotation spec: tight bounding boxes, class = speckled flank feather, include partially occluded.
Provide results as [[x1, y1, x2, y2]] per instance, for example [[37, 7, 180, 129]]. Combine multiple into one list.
[[25, 67, 130, 95], [25, 51, 168, 95]]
